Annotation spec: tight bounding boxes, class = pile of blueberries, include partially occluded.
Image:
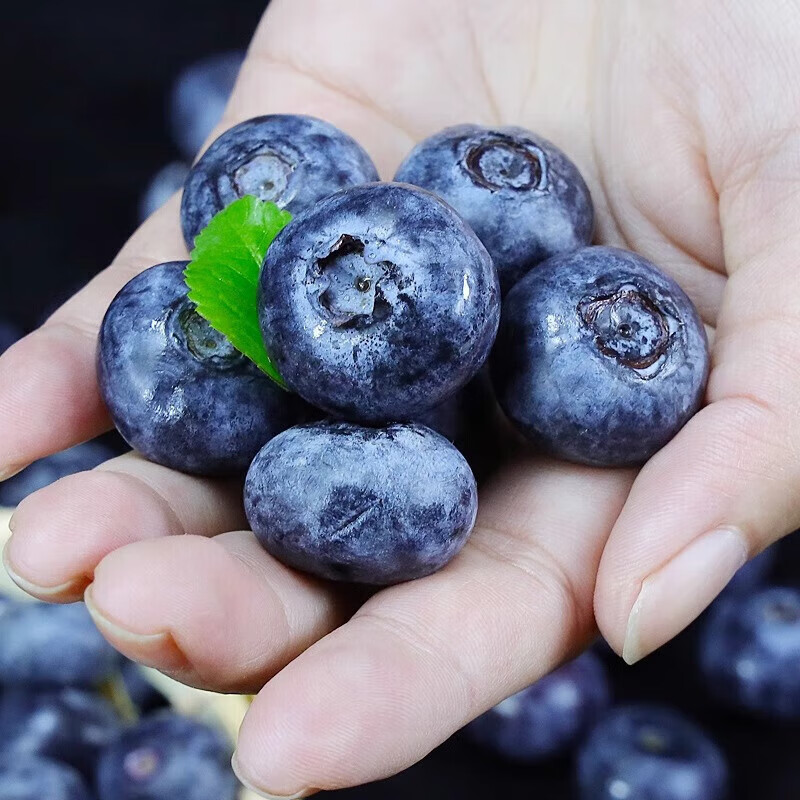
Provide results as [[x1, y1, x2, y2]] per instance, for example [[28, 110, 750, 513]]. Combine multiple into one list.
[[4, 51, 800, 800], [99, 109, 710, 587]]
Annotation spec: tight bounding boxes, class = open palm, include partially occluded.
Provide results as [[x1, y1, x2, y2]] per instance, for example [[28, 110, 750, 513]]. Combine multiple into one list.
[[3, 1, 800, 796]]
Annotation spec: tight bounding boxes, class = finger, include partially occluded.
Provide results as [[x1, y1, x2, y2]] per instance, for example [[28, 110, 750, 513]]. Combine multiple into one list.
[[595, 128, 800, 664], [3, 451, 244, 602], [84, 532, 350, 693], [232, 459, 633, 797], [0, 195, 188, 478]]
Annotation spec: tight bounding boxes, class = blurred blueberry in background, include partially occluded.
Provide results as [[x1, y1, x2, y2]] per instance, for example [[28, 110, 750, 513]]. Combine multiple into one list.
[[464, 651, 611, 762], [576, 705, 728, 800], [700, 586, 800, 720], [0, 599, 120, 688], [0, 755, 93, 800], [138, 161, 190, 221], [121, 660, 169, 715], [168, 51, 245, 160], [723, 546, 777, 596], [0, 440, 116, 506]]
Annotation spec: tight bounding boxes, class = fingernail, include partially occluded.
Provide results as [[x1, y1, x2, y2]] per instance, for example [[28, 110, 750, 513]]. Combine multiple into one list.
[[84, 586, 187, 670], [3, 540, 87, 598], [232, 752, 314, 799], [622, 527, 748, 665]]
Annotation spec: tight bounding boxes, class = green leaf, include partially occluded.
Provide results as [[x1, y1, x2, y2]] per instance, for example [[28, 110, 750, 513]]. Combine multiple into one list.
[[184, 196, 292, 388]]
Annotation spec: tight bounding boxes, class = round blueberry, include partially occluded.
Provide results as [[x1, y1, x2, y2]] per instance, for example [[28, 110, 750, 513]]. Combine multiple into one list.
[[577, 705, 728, 800], [245, 421, 478, 584], [464, 651, 611, 762], [97, 261, 305, 476], [0, 755, 93, 800], [181, 114, 379, 247], [0, 440, 116, 506], [259, 182, 500, 423], [139, 161, 190, 221], [700, 586, 800, 719], [0, 686, 121, 776], [95, 712, 238, 800], [394, 124, 594, 293], [0, 600, 120, 688], [491, 246, 709, 466], [168, 51, 244, 160]]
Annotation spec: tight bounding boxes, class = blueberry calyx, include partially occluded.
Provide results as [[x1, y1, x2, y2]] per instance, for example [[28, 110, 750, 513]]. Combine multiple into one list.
[[636, 726, 672, 755], [462, 136, 546, 192], [173, 301, 245, 368], [762, 595, 800, 624], [578, 284, 674, 375], [124, 747, 161, 781], [310, 234, 394, 329], [232, 148, 297, 206]]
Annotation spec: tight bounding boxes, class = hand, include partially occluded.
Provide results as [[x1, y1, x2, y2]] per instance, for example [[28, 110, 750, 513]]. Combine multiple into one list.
[[3, 1, 800, 795]]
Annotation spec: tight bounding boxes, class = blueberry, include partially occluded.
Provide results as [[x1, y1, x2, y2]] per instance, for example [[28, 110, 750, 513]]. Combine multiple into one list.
[[0, 600, 120, 688], [95, 712, 238, 800], [0, 686, 121, 776], [0, 755, 93, 800], [139, 162, 190, 221], [0, 320, 20, 355], [699, 586, 800, 719], [181, 114, 379, 247], [491, 246, 709, 466], [394, 124, 594, 293], [576, 705, 728, 800], [464, 651, 611, 762], [120, 661, 168, 715], [245, 420, 478, 584], [0, 441, 116, 506], [168, 51, 244, 160], [97, 261, 305, 476], [259, 182, 500, 423]]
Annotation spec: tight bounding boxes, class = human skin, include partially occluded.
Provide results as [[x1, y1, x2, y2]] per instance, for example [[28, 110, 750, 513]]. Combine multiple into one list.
[[2, 1, 800, 796]]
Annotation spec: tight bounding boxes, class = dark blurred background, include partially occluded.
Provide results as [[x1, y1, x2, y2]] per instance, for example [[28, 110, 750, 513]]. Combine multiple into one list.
[[2, 2, 800, 797]]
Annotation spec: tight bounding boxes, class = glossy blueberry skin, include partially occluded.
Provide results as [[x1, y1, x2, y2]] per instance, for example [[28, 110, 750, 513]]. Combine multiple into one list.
[[491, 246, 709, 466], [181, 114, 379, 247], [700, 586, 800, 719], [96, 712, 238, 800], [260, 182, 501, 423], [464, 651, 611, 762], [245, 421, 478, 584], [0, 320, 20, 355], [394, 124, 594, 293], [98, 261, 304, 476], [0, 440, 115, 506], [139, 161, 189, 221], [168, 51, 244, 160], [0, 687, 121, 776], [0, 756, 93, 800], [0, 600, 120, 688], [577, 705, 728, 800]]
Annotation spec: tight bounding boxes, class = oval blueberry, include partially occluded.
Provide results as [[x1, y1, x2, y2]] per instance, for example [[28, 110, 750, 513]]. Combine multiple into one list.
[[576, 705, 728, 800], [97, 261, 304, 476], [259, 182, 500, 423], [700, 586, 800, 720], [245, 421, 478, 585], [464, 651, 611, 762], [0, 755, 93, 800], [394, 124, 594, 293], [0, 600, 120, 688], [491, 246, 709, 466], [96, 713, 238, 800], [180, 114, 379, 247]]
